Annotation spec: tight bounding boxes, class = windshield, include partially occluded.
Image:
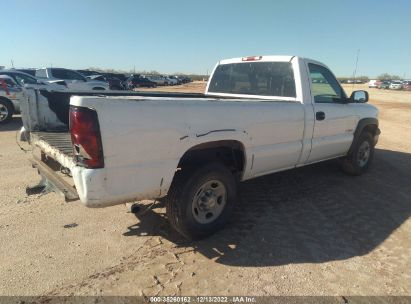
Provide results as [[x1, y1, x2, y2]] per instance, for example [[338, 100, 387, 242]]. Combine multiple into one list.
[[208, 61, 296, 97]]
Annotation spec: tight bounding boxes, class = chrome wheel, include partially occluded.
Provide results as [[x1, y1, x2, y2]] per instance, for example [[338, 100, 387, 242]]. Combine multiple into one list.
[[192, 180, 227, 224], [0, 104, 9, 122], [357, 141, 370, 167]]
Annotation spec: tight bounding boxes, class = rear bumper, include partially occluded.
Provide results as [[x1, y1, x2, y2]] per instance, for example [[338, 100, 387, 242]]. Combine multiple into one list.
[[29, 157, 79, 201]]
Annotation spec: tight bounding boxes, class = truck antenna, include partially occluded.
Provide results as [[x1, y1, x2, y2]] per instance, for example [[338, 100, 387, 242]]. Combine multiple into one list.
[[352, 49, 360, 89]]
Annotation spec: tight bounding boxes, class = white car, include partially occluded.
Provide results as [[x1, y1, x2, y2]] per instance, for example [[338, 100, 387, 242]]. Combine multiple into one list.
[[368, 79, 379, 88], [22, 55, 380, 239], [389, 81, 403, 90], [35, 68, 109, 91]]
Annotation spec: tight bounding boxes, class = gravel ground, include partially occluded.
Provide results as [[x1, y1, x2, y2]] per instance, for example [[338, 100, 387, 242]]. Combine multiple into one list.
[[0, 83, 410, 296]]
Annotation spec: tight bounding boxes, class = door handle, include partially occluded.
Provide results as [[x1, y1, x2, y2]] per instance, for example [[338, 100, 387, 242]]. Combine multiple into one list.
[[316, 111, 325, 121]]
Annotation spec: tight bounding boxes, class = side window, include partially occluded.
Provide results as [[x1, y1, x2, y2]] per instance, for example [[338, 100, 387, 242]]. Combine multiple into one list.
[[65, 70, 86, 81], [35, 69, 47, 78], [308, 63, 346, 103], [15, 74, 37, 85], [51, 69, 69, 80]]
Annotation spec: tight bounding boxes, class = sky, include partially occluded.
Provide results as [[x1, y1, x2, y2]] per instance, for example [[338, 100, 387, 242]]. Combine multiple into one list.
[[1, 0, 410, 77]]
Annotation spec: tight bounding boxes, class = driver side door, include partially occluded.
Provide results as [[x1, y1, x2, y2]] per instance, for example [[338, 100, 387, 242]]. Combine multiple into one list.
[[306, 63, 359, 163]]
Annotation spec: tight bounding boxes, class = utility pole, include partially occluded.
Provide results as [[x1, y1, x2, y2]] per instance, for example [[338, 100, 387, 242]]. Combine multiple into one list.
[[10, 59, 14, 68]]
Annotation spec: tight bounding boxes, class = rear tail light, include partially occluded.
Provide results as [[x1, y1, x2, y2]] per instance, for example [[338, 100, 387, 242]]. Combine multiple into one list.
[[70, 106, 104, 169], [242, 56, 262, 61]]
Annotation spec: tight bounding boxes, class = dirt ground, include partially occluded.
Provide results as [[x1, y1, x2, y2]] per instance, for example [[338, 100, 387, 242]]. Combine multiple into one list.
[[0, 82, 410, 296]]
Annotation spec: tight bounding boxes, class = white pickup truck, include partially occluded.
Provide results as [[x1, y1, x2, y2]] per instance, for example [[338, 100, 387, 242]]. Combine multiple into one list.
[[21, 55, 380, 239]]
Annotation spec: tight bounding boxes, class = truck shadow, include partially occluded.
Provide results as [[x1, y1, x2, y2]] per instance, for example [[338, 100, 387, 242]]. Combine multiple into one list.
[[0, 116, 22, 132], [124, 148, 411, 266]]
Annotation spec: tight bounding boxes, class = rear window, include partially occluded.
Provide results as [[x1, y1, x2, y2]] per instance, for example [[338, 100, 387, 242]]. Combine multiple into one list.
[[208, 62, 296, 97]]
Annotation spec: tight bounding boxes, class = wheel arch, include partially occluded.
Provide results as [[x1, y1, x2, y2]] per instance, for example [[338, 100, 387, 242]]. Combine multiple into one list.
[[176, 140, 247, 180], [0, 96, 15, 112], [348, 117, 379, 155]]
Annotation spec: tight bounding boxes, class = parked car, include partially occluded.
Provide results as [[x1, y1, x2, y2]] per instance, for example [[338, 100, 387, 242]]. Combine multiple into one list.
[[389, 81, 403, 90], [146, 75, 166, 86], [0, 75, 24, 124], [180, 76, 192, 83], [378, 81, 391, 89], [88, 75, 124, 90], [35, 68, 109, 90], [169, 75, 182, 85], [0, 70, 66, 90], [22, 55, 380, 240], [368, 79, 380, 88], [402, 81, 411, 91], [102, 73, 128, 82], [164, 76, 178, 85], [124, 76, 157, 89]]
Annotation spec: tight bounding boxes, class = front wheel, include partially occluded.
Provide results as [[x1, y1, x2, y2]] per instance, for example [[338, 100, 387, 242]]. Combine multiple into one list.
[[0, 99, 14, 124], [341, 132, 375, 175], [166, 163, 237, 240]]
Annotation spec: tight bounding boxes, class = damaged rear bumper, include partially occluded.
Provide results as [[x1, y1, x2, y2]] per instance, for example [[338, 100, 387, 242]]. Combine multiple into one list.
[[28, 157, 79, 201]]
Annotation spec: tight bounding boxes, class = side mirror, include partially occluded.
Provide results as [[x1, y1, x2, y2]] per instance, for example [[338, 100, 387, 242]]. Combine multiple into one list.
[[350, 90, 369, 103]]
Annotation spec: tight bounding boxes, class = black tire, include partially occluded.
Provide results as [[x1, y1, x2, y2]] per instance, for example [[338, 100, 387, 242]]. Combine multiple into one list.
[[0, 99, 14, 124], [166, 162, 237, 240], [341, 132, 375, 176], [92, 87, 105, 90]]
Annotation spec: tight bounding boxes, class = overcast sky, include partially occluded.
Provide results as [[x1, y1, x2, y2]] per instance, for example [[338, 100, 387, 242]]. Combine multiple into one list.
[[1, 0, 410, 77]]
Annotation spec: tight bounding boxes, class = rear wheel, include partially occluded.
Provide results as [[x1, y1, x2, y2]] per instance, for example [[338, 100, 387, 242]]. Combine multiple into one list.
[[92, 87, 105, 90], [0, 99, 13, 124], [166, 163, 237, 240], [341, 132, 374, 175]]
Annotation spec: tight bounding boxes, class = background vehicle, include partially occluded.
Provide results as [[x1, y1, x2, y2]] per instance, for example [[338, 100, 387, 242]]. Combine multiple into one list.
[[368, 79, 380, 88], [124, 75, 157, 89], [0, 75, 24, 124], [378, 80, 391, 89], [0, 70, 67, 90], [168, 75, 182, 84], [21, 55, 380, 240], [389, 81, 403, 90], [145, 75, 166, 86], [164, 76, 178, 85], [402, 81, 411, 91], [88, 75, 124, 90], [35, 68, 109, 90]]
